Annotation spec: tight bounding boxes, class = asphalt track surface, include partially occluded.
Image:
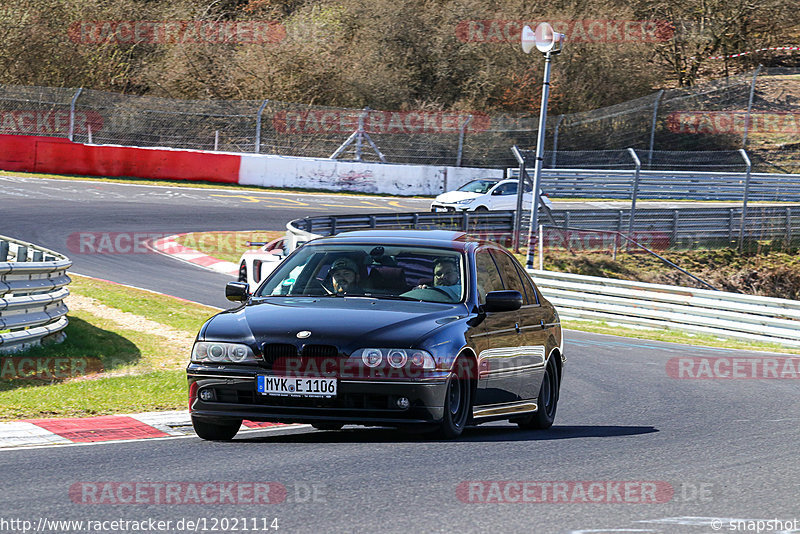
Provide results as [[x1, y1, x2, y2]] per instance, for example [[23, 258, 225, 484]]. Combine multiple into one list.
[[1, 175, 799, 534]]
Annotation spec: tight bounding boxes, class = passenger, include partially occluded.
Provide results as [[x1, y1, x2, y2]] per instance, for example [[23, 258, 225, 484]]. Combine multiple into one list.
[[418, 257, 461, 300], [328, 257, 364, 295]]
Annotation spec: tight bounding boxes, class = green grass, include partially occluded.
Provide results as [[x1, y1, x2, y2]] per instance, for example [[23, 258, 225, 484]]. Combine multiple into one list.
[[173, 230, 285, 264], [69, 274, 218, 332], [0, 370, 187, 420], [0, 275, 220, 420]]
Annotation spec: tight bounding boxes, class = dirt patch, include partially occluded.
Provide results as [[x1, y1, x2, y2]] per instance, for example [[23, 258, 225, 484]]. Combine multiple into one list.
[[65, 293, 195, 368]]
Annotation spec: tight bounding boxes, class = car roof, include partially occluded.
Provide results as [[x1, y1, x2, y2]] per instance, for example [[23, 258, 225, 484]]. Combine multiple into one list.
[[311, 230, 478, 250]]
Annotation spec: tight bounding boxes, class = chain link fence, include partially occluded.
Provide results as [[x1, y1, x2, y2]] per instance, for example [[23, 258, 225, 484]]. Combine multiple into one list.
[[0, 66, 797, 171]]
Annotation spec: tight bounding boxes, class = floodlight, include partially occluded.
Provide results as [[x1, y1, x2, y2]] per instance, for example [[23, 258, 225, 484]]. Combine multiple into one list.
[[521, 23, 565, 55]]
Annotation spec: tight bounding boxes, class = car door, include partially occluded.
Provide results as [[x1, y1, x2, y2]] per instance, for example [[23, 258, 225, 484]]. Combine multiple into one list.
[[472, 248, 523, 405], [488, 182, 518, 210], [490, 249, 549, 401]]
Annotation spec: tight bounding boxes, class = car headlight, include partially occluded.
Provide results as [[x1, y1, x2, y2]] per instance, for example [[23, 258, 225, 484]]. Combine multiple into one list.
[[453, 198, 474, 205], [192, 342, 258, 363], [350, 348, 435, 370]]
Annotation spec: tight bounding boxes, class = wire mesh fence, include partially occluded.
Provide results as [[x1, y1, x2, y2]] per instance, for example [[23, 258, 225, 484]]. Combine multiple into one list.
[[0, 66, 797, 171]]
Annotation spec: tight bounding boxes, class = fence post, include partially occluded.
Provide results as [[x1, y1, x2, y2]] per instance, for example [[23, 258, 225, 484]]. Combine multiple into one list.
[[254, 99, 268, 153], [68, 87, 83, 142], [647, 90, 664, 168], [671, 210, 679, 246], [355, 108, 366, 161], [538, 224, 544, 270], [214, 130, 219, 151], [786, 207, 792, 247], [0, 240, 8, 262], [626, 148, 642, 249], [551, 114, 564, 168], [456, 114, 473, 167], [742, 65, 762, 149], [738, 149, 752, 251], [511, 145, 526, 252]]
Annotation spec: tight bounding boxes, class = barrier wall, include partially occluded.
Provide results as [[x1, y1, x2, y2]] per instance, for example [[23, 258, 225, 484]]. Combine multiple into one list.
[[0, 134, 502, 195], [0, 135, 240, 183], [238, 153, 502, 196]]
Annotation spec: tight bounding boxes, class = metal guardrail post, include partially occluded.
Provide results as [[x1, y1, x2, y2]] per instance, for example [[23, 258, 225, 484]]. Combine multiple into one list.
[[647, 90, 664, 168], [0, 240, 7, 262], [742, 65, 762, 149], [511, 145, 526, 252], [456, 115, 473, 167], [626, 148, 642, 249], [68, 87, 83, 142], [254, 99, 269, 153], [551, 115, 564, 168], [738, 149, 752, 251]]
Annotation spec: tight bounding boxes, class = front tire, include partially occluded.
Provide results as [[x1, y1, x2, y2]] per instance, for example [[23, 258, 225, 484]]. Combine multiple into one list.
[[517, 357, 559, 430], [192, 417, 242, 441], [434, 358, 473, 439]]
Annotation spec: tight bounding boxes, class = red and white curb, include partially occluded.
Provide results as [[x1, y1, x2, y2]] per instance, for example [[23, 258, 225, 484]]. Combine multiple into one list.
[[151, 234, 239, 276], [0, 411, 290, 449]]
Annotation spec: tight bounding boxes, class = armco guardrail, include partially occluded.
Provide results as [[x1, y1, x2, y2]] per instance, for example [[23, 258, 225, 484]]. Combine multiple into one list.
[[291, 205, 800, 248], [286, 216, 800, 348], [0, 235, 71, 354], [510, 168, 800, 202], [530, 270, 800, 348]]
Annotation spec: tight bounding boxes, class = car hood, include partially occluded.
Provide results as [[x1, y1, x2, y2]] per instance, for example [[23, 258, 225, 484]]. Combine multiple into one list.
[[433, 191, 481, 204], [203, 297, 466, 351]]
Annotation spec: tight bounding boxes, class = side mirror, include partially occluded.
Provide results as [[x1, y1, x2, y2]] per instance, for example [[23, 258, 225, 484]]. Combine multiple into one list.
[[225, 281, 250, 302], [484, 290, 523, 312]]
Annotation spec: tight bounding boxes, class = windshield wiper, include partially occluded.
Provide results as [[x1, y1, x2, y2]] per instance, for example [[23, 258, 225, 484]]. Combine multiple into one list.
[[367, 294, 423, 302]]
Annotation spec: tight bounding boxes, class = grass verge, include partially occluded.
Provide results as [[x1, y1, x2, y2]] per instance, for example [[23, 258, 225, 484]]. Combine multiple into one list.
[[0, 275, 219, 420]]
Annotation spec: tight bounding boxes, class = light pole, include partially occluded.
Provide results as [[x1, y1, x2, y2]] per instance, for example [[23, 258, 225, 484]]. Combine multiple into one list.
[[522, 23, 564, 269]]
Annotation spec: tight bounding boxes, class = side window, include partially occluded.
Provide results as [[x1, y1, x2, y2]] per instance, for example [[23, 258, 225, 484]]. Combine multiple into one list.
[[475, 250, 504, 304], [490, 250, 529, 302], [514, 261, 540, 305], [493, 183, 517, 196]]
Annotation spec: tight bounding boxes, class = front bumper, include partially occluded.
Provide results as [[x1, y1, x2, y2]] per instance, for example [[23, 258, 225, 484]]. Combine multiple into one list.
[[430, 203, 470, 213], [188, 369, 450, 426]]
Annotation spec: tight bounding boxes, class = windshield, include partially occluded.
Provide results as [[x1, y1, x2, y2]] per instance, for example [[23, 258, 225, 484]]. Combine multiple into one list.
[[256, 244, 465, 303], [457, 180, 498, 194]]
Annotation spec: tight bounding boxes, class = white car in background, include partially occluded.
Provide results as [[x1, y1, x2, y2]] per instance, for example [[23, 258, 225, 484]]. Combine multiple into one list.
[[430, 179, 551, 212], [237, 235, 308, 289]]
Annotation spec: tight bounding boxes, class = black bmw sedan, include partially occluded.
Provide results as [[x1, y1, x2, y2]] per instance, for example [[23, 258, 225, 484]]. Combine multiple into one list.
[[187, 230, 564, 440]]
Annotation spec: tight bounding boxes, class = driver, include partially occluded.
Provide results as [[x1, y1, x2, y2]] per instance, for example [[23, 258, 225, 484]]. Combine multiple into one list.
[[418, 257, 461, 300], [328, 257, 364, 295]]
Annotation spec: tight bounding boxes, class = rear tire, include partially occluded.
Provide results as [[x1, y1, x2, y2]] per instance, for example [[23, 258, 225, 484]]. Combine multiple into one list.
[[517, 357, 559, 430], [192, 417, 241, 441]]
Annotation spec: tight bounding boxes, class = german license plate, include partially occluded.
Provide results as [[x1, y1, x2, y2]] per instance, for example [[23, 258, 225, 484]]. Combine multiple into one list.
[[257, 376, 337, 398]]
